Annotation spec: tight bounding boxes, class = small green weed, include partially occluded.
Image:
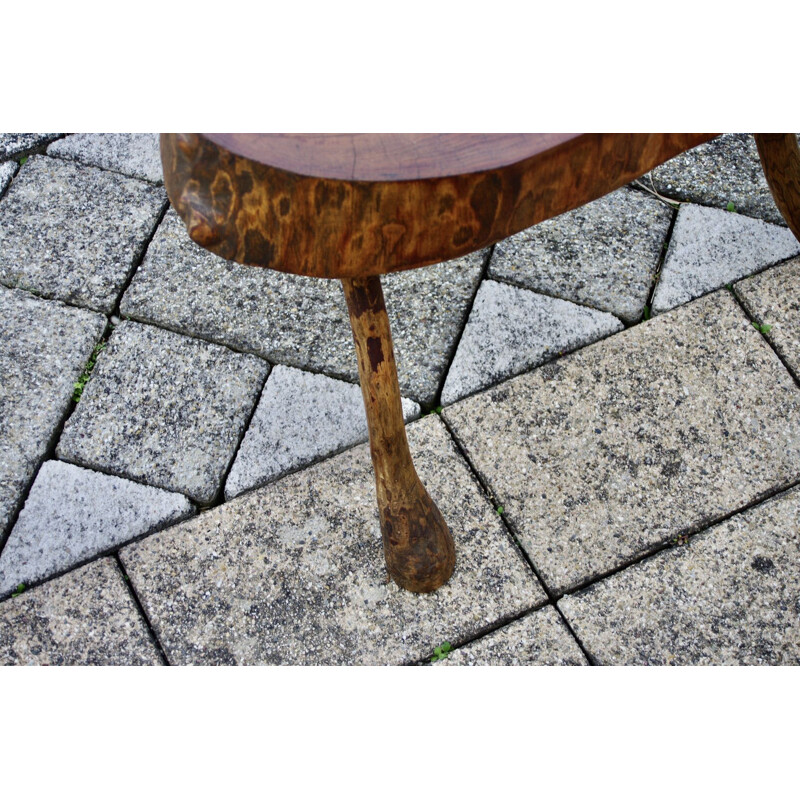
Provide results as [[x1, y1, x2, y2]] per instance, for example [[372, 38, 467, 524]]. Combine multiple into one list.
[[73, 341, 106, 402], [495, 505, 504, 515], [752, 322, 772, 334], [643, 305, 651, 321], [18, 156, 28, 166], [726, 201, 735, 212], [11, 583, 26, 597], [431, 641, 452, 662], [425, 406, 443, 417]]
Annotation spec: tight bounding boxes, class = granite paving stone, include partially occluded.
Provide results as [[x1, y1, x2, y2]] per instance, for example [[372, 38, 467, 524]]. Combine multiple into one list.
[[48, 133, 163, 184], [488, 187, 673, 322], [120, 416, 545, 665], [735, 255, 800, 380], [559, 485, 800, 665], [645, 133, 791, 225], [120, 209, 486, 406], [0, 161, 16, 194], [225, 364, 420, 499], [443, 291, 800, 595], [651, 204, 800, 313], [437, 605, 588, 666], [0, 155, 167, 313], [0, 460, 195, 597], [0, 557, 161, 665], [0, 133, 61, 161], [56, 321, 268, 504], [0, 287, 106, 538], [441, 279, 623, 404]]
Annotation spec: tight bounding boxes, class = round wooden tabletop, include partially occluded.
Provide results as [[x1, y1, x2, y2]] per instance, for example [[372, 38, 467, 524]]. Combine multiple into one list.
[[201, 133, 580, 182], [160, 132, 717, 279]]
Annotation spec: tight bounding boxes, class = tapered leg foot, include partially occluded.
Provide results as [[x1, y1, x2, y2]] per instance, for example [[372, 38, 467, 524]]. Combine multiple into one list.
[[342, 275, 455, 593]]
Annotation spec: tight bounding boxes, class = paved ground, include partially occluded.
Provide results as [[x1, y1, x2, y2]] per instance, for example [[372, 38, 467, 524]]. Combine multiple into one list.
[[1, 133, 798, 665]]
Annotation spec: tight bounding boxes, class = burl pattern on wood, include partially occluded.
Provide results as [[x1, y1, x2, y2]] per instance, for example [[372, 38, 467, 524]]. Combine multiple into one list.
[[161, 132, 716, 279], [342, 275, 455, 592]]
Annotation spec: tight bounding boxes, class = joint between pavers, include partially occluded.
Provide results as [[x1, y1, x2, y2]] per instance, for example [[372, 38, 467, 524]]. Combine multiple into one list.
[[108, 199, 171, 322], [402, 597, 553, 666], [431, 244, 495, 412], [436, 412, 550, 597], [113, 554, 171, 666]]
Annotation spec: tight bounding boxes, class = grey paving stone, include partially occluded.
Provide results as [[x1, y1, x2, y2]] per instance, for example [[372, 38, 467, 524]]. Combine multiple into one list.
[[120, 209, 486, 406], [443, 291, 800, 596], [645, 133, 790, 225], [225, 364, 420, 500], [120, 416, 545, 665], [57, 321, 268, 505], [48, 133, 163, 184], [735, 255, 800, 380], [651, 204, 800, 313], [559, 485, 800, 665], [0, 161, 16, 194], [0, 557, 161, 665], [488, 187, 673, 322], [0, 133, 61, 161], [0, 155, 167, 313], [437, 605, 588, 665], [441, 279, 623, 405], [0, 287, 106, 538], [0, 460, 195, 597]]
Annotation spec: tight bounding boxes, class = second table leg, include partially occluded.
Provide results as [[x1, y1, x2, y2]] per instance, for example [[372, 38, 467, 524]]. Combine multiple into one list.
[[342, 274, 455, 593]]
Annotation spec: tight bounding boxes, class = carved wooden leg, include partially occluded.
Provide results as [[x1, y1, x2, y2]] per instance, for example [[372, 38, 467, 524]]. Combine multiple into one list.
[[341, 275, 455, 593], [754, 133, 800, 242]]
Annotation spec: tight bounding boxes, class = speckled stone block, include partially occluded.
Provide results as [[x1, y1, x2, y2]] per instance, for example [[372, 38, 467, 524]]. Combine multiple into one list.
[[441, 279, 623, 404], [0, 558, 161, 665], [0, 460, 194, 597], [0, 287, 106, 537], [225, 364, 420, 499], [0, 161, 16, 193], [0, 155, 166, 313], [651, 204, 799, 313], [645, 133, 789, 225], [48, 133, 163, 184], [443, 291, 800, 595], [735, 256, 800, 380], [559, 485, 800, 665], [57, 321, 268, 504], [120, 209, 485, 405], [120, 416, 545, 665], [437, 605, 587, 665], [0, 133, 61, 161], [489, 187, 673, 322]]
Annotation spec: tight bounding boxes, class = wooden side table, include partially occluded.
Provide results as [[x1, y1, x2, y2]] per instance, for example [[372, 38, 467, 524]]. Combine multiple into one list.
[[160, 133, 800, 593]]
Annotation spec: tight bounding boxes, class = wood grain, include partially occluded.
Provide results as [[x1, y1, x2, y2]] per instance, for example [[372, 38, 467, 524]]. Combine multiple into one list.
[[161, 132, 718, 279], [342, 274, 455, 592], [754, 133, 800, 243]]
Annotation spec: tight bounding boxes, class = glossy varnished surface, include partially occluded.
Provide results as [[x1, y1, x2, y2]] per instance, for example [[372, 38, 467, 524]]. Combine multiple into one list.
[[161, 132, 718, 279], [203, 133, 580, 181]]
